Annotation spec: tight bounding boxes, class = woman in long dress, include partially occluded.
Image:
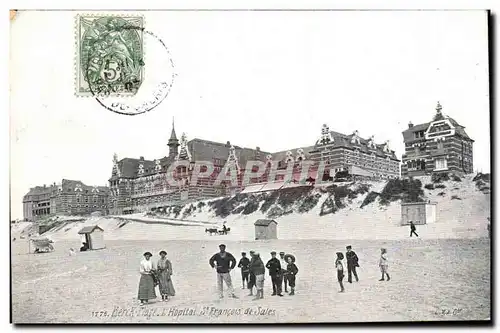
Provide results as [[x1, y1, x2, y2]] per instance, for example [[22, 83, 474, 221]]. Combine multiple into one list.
[[138, 252, 157, 306], [157, 250, 176, 301]]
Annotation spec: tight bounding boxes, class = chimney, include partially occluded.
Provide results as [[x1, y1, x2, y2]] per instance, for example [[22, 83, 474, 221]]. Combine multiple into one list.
[[408, 122, 414, 128], [43, 184, 46, 188], [256, 147, 260, 151], [139, 156, 144, 161]]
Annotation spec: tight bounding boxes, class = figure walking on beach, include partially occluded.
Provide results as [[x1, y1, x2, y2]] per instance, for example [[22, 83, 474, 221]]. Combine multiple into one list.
[[284, 254, 298, 296], [251, 252, 265, 300], [247, 250, 257, 296], [266, 251, 283, 296], [379, 248, 390, 281], [157, 250, 175, 301], [279, 252, 288, 293], [238, 252, 250, 289], [345, 245, 359, 283], [336, 252, 345, 293], [138, 252, 157, 306], [409, 221, 419, 237], [209, 244, 238, 299]]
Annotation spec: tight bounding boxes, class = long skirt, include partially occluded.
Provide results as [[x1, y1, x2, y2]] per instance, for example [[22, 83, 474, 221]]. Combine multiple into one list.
[[158, 271, 176, 296], [138, 274, 157, 300]]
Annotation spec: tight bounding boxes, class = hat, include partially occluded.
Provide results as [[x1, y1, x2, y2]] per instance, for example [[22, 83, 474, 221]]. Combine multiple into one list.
[[284, 254, 295, 263], [279, 251, 285, 255], [159, 250, 167, 256], [346, 245, 352, 250], [249, 250, 255, 254], [241, 252, 246, 255], [336, 252, 344, 260], [143, 251, 152, 257], [271, 251, 277, 255], [219, 244, 226, 248]]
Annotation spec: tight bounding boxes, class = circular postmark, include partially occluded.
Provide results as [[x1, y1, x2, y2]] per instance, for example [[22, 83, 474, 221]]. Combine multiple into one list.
[[81, 16, 176, 116]]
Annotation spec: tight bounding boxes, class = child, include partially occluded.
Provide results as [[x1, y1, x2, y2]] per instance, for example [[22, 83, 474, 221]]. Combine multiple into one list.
[[379, 248, 390, 281], [285, 254, 298, 296], [336, 252, 345, 293]]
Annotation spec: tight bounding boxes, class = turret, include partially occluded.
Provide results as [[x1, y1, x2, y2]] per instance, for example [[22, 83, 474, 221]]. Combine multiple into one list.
[[168, 117, 180, 159]]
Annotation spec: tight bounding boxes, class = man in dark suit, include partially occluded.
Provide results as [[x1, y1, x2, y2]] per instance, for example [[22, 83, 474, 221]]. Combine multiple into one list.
[[265, 251, 283, 296], [237, 252, 250, 289], [345, 245, 359, 283]]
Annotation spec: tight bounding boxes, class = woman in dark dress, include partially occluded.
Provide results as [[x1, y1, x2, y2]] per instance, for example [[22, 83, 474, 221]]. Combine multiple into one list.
[[157, 250, 176, 301], [138, 252, 157, 306]]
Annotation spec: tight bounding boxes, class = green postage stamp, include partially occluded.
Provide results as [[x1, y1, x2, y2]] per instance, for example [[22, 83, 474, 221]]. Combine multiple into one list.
[[75, 15, 145, 97]]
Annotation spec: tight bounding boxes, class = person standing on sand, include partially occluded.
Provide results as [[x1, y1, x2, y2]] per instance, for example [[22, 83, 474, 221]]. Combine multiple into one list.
[[336, 252, 345, 293], [247, 250, 257, 296], [138, 252, 157, 306], [284, 254, 298, 296], [209, 244, 238, 299], [379, 248, 390, 281], [251, 252, 266, 300], [157, 250, 175, 301], [345, 245, 359, 283], [279, 251, 288, 293], [410, 221, 419, 237], [266, 251, 283, 296], [238, 252, 250, 289]]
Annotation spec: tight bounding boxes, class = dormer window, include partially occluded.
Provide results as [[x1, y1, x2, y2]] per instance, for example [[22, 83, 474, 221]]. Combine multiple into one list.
[[414, 131, 425, 139], [351, 130, 361, 145]]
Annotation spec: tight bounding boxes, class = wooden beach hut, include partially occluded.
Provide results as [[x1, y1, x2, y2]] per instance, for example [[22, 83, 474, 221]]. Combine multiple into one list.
[[401, 202, 437, 226], [254, 219, 278, 240], [77, 225, 105, 250]]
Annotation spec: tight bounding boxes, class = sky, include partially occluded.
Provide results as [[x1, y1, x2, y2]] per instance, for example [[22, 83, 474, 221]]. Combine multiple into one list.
[[9, 10, 490, 220]]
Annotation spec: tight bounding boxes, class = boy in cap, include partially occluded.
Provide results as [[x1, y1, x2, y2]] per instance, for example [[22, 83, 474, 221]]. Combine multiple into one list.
[[336, 252, 345, 293], [247, 250, 256, 296], [345, 245, 359, 283], [409, 221, 419, 237], [279, 251, 288, 292], [209, 244, 238, 299], [238, 252, 250, 289], [265, 251, 283, 296]]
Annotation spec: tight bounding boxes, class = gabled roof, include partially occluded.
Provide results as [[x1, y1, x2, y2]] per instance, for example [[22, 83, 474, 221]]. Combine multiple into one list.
[[188, 138, 271, 166], [78, 225, 104, 234], [254, 219, 278, 226], [61, 179, 109, 193], [271, 146, 316, 163], [311, 130, 399, 160]]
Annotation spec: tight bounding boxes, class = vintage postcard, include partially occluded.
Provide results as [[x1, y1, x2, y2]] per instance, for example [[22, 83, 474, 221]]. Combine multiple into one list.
[[10, 10, 491, 324]]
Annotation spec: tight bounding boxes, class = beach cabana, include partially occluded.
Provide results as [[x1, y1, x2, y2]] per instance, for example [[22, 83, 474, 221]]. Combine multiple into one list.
[[77, 225, 105, 250]]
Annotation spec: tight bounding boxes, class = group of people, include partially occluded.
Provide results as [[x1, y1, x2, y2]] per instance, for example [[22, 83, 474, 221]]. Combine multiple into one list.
[[136, 244, 391, 305], [208, 244, 299, 300], [137, 251, 176, 306], [334, 245, 390, 293]]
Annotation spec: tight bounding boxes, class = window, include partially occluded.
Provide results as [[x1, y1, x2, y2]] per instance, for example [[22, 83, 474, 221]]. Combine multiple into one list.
[[414, 131, 425, 139], [435, 158, 448, 171]]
